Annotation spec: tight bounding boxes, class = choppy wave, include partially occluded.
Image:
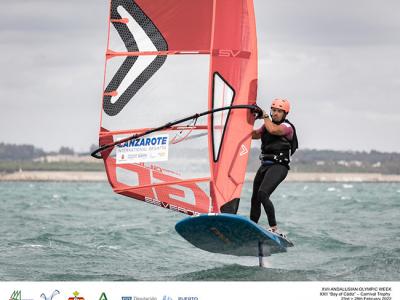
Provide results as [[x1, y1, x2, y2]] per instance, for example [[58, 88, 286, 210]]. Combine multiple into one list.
[[172, 264, 326, 281], [1, 182, 399, 281]]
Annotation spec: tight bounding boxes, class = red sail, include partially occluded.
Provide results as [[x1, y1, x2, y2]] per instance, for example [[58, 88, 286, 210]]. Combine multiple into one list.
[[98, 0, 258, 215]]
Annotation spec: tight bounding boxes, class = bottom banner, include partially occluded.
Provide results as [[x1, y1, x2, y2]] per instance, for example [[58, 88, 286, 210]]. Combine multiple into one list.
[[0, 282, 398, 300]]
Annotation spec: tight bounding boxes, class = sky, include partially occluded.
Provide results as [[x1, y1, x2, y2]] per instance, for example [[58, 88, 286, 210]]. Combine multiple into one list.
[[1, 0, 399, 153]]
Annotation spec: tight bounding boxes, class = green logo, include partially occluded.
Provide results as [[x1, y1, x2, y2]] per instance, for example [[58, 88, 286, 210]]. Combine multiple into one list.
[[9, 291, 22, 300], [99, 293, 108, 300]]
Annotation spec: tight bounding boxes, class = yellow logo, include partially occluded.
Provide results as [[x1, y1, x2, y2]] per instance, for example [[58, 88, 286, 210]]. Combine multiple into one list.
[[68, 292, 84, 300]]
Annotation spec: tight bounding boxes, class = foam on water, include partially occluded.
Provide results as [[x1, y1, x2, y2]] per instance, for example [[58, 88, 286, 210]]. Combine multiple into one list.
[[343, 184, 353, 189]]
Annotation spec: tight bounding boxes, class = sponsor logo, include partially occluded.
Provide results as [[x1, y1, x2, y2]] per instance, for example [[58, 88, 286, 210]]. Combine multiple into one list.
[[239, 144, 248, 156], [9, 291, 33, 300], [117, 136, 168, 148], [144, 196, 198, 216], [9, 291, 21, 300], [210, 227, 230, 244], [114, 162, 210, 213], [68, 291, 84, 300], [116, 134, 169, 164], [99, 293, 108, 300], [40, 290, 60, 300], [216, 49, 251, 58]]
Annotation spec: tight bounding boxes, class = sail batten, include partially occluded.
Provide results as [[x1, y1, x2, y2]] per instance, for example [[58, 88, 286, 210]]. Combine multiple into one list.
[[106, 50, 211, 57], [114, 177, 211, 193]]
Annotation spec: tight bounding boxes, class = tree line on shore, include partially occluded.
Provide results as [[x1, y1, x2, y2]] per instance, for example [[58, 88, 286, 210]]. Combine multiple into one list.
[[247, 148, 400, 174], [0, 143, 75, 160], [1, 142, 400, 174]]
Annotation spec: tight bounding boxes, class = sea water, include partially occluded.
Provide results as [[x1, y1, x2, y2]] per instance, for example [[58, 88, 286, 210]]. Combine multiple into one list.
[[0, 181, 399, 281]]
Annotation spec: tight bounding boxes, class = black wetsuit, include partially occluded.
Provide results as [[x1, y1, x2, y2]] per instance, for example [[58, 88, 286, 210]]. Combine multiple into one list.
[[250, 163, 288, 226], [250, 120, 298, 226]]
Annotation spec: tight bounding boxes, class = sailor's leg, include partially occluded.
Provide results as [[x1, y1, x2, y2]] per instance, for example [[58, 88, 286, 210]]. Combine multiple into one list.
[[258, 190, 276, 227], [258, 164, 288, 227], [250, 166, 266, 223]]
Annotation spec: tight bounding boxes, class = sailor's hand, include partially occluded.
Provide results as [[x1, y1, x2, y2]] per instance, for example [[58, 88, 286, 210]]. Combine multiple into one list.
[[251, 105, 263, 119], [263, 110, 270, 120]]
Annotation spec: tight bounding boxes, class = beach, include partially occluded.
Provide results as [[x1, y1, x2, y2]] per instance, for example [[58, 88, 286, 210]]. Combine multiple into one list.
[[1, 170, 399, 182]]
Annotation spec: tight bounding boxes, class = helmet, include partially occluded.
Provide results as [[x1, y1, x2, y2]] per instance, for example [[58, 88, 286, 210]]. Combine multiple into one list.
[[271, 98, 290, 114]]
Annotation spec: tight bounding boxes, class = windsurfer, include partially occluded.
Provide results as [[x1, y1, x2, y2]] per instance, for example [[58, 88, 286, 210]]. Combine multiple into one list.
[[250, 99, 298, 235]]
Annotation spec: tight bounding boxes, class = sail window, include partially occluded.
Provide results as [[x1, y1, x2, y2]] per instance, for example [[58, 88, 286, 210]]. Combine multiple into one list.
[[212, 73, 235, 162]]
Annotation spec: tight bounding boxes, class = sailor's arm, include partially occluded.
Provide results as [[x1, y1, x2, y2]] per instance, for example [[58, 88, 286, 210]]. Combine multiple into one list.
[[252, 129, 261, 139]]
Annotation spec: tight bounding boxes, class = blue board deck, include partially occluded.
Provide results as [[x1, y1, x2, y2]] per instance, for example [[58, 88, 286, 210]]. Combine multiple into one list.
[[175, 214, 294, 257]]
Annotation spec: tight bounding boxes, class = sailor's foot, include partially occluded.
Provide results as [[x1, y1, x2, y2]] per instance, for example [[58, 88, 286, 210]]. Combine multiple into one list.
[[268, 226, 278, 232], [268, 226, 287, 239]]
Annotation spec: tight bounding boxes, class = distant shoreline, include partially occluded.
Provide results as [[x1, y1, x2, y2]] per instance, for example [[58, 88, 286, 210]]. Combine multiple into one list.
[[1, 171, 400, 182]]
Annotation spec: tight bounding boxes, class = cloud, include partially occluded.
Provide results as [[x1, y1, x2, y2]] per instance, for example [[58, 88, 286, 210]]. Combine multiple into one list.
[[1, 0, 399, 152], [254, 0, 400, 151], [0, 0, 108, 151], [255, 0, 400, 47]]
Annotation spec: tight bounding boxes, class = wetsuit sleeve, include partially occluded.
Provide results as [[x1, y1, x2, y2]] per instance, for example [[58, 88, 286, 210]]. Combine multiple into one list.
[[281, 123, 294, 140], [255, 125, 265, 134]]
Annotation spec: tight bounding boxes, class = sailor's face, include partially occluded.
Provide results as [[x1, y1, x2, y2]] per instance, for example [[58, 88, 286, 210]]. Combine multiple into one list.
[[270, 108, 285, 122]]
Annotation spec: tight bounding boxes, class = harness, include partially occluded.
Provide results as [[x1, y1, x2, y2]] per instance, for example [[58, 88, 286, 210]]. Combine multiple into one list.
[[259, 119, 298, 168], [259, 152, 290, 166]]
